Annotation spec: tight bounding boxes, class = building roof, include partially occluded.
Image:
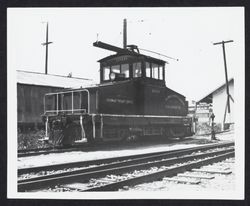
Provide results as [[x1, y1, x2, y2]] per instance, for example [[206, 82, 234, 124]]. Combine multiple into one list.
[[197, 78, 234, 103], [17, 70, 94, 88]]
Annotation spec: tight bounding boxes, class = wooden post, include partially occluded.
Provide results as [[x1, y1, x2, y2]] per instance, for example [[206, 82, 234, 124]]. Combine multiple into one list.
[[213, 40, 233, 113], [213, 40, 233, 128], [42, 22, 53, 74]]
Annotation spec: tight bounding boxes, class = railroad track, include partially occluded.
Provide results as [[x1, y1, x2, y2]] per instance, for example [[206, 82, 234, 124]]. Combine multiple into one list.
[[17, 136, 195, 158], [18, 141, 234, 192], [18, 130, 232, 158], [18, 144, 92, 158], [18, 141, 233, 175]]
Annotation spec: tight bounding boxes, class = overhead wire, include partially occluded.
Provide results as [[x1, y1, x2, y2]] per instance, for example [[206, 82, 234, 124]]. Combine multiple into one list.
[[96, 18, 179, 62], [139, 47, 179, 61], [128, 18, 179, 62]]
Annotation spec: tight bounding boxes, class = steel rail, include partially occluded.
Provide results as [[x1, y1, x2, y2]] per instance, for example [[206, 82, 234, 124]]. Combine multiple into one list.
[[18, 144, 95, 158], [18, 146, 234, 192], [18, 141, 234, 175], [18, 140, 177, 157], [18, 130, 233, 157], [18, 137, 191, 158], [84, 151, 234, 191]]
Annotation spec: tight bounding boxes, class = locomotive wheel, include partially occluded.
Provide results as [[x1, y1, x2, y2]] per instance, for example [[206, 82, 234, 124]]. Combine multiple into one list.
[[117, 128, 138, 142], [169, 127, 185, 139], [178, 136, 185, 140], [62, 122, 80, 147], [119, 129, 130, 142], [127, 134, 138, 142], [124, 133, 139, 142]]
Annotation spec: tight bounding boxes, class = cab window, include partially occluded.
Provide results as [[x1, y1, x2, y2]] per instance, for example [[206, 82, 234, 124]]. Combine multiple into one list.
[[146, 62, 151, 77], [121, 64, 129, 78], [103, 66, 110, 81], [152, 63, 159, 79], [133, 62, 142, 77], [159, 65, 163, 80], [111, 65, 120, 73]]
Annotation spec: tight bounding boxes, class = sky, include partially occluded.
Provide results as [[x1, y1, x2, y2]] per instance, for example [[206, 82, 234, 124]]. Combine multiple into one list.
[[8, 7, 244, 101]]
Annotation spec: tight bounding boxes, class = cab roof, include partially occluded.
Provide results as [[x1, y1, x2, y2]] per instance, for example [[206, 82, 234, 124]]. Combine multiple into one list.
[[97, 52, 167, 65]]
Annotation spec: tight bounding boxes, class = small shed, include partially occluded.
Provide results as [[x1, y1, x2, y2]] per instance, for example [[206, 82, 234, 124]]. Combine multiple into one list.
[[17, 70, 93, 130], [197, 78, 234, 130]]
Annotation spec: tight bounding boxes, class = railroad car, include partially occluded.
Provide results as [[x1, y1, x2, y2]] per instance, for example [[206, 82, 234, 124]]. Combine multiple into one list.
[[42, 41, 194, 146]]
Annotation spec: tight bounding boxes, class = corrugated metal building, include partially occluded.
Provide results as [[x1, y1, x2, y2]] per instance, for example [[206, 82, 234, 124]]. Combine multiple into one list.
[[197, 78, 234, 130], [17, 70, 93, 130]]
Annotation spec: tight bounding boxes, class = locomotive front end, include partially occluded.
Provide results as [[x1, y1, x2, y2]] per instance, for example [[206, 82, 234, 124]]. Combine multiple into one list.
[[42, 89, 91, 146]]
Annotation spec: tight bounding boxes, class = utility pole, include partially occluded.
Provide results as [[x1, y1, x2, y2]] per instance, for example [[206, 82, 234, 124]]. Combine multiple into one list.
[[42, 22, 53, 74], [213, 40, 234, 127], [123, 18, 127, 49]]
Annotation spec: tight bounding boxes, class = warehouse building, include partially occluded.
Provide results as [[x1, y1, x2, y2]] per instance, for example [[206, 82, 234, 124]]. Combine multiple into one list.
[[197, 78, 234, 130], [17, 70, 93, 131]]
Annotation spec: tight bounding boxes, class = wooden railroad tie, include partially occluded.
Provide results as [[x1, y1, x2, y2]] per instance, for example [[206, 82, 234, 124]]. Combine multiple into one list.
[[63, 183, 90, 190], [203, 166, 230, 170], [224, 160, 235, 163], [191, 168, 232, 175], [163, 177, 201, 184], [177, 173, 215, 179]]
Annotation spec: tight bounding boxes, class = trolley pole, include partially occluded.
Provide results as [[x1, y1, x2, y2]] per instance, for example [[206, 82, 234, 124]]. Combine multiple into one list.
[[213, 40, 233, 113], [123, 18, 127, 49], [42, 22, 53, 74]]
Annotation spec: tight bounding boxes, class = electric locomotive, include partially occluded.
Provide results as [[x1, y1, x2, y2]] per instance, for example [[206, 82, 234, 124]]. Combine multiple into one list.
[[42, 41, 194, 146]]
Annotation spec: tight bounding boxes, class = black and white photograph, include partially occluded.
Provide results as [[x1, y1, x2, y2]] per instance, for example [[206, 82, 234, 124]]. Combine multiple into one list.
[[7, 7, 244, 199]]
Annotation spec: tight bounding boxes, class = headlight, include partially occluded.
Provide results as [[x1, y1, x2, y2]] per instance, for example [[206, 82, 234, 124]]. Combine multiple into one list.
[[110, 72, 116, 81]]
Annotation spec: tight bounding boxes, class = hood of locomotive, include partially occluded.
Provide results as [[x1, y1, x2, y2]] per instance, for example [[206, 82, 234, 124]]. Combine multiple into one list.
[[42, 78, 189, 121], [42, 80, 131, 118], [99, 78, 189, 117]]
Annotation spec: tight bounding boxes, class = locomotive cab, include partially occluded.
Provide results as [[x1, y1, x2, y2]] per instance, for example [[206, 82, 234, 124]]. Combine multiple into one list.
[[98, 46, 166, 87]]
